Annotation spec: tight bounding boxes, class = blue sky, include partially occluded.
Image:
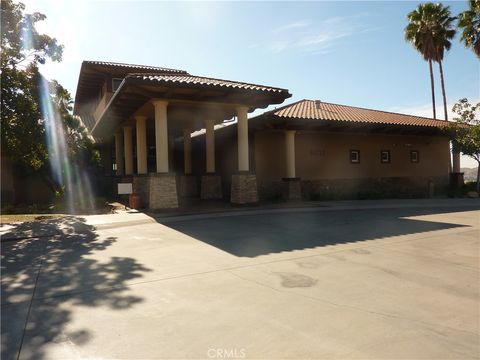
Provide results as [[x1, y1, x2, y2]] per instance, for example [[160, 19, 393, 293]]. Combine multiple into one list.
[[23, 0, 479, 166]]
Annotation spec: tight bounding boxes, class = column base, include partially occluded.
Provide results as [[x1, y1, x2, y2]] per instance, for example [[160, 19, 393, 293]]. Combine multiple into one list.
[[201, 174, 222, 200], [449, 172, 464, 189], [132, 175, 150, 208], [231, 173, 258, 205], [149, 173, 179, 209], [282, 178, 302, 201], [179, 175, 198, 197]]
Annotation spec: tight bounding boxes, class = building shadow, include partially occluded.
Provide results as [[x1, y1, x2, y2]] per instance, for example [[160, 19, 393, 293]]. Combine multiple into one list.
[[164, 206, 474, 258], [1, 216, 151, 360]]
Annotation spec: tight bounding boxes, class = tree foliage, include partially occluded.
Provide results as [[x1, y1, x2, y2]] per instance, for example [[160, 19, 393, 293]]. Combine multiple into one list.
[[458, 0, 480, 58], [405, 3, 456, 63], [1, 0, 97, 179], [449, 98, 480, 191], [1, 0, 63, 68]]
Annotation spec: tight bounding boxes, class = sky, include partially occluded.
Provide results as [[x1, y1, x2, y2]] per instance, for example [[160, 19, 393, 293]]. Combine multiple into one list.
[[22, 0, 480, 167]]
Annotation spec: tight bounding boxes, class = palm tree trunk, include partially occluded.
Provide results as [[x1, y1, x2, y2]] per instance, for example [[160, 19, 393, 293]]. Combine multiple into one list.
[[429, 60, 437, 119], [438, 60, 448, 121]]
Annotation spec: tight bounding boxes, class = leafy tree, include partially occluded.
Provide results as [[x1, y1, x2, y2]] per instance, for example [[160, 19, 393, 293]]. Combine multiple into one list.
[[1, 0, 63, 69], [405, 3, 456, 121], [1, 0, 98, 201], [449, 99, 480, 192], [458, 0, 480, 58], [1, 0, 63, 170]]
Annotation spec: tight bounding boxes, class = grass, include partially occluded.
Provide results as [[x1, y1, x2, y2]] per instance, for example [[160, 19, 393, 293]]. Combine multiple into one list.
[[0, 213, 66, 225]]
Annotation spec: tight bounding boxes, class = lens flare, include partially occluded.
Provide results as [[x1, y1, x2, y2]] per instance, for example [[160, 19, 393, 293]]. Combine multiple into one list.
[[39, 76, 95, 214], [19, 11, 95, 214], [20, 16, 34, 57]]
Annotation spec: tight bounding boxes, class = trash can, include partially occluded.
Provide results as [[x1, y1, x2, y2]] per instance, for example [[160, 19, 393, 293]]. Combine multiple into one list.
[[129, 193, 141, 209]]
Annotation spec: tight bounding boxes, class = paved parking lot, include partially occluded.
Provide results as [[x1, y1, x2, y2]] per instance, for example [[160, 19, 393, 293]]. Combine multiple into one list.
[[2, 200, 479, 359]]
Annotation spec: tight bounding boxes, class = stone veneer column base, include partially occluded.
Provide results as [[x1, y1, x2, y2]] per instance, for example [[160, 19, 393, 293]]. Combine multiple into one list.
[[132, 175, 150, 208], [201, 174, 222, 200], [231, 174, 258, 204], [149, 173, 179, 209], [282, 178, 302, 201], [179, 175, 198, 197]]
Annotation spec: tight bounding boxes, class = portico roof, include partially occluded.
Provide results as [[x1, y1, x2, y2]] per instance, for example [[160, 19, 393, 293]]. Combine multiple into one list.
[[92, 73, 291, 138], [128, 74, 288, 93], [73, 61, 188, 114]]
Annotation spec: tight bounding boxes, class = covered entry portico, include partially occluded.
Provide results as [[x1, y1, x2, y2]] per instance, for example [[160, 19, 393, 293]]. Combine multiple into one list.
[[91, 73, 291, 209]]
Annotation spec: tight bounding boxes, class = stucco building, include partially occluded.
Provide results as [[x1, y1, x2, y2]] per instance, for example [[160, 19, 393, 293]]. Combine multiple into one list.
[[73, 61, 460, 208]]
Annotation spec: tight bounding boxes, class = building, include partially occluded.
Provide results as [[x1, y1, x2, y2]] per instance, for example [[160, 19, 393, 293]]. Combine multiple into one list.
[[73, 61, 461, 208]]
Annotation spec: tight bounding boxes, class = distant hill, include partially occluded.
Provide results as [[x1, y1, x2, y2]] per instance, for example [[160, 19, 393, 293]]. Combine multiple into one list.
[[461, 167, 479, 182]]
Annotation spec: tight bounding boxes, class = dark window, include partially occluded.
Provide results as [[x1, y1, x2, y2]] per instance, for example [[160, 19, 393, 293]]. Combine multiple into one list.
[[350, 150, 360, 163], [410, 150, 419, 163], [112, 78, 123, 92], [380, 150, 390, 163]]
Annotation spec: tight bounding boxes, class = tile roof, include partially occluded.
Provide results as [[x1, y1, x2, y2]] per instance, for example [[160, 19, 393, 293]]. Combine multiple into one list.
[[127, 74, 289, 93], [83, 60, 188, 74], [269, 99, 449, 128]]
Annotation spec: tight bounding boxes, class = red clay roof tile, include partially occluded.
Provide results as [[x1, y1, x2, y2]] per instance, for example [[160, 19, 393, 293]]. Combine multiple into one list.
[[271, 100, 449, 128]]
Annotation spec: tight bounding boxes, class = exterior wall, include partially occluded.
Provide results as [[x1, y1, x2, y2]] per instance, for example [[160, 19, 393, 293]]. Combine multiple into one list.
[[255, 131, 450, 200], [93, 90, 113, 122], [1, 155, 56, 205], [1, 156, 15, 204]]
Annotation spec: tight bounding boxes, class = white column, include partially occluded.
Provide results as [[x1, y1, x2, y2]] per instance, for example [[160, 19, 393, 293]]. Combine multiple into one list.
[[123, 126, 133, 175], [183, 128, 192, 174], [452, 151, 461, 173], [114, 132, 124, 175], [135, 116, 147, 174], [153, 100, 169, 173], [236, 106, 249, 172], [205, 119, 215, 173], [285, 130, 296, 178]]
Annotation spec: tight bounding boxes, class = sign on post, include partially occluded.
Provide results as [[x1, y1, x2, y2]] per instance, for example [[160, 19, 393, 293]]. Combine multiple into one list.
[[118, 183, 133, 195]]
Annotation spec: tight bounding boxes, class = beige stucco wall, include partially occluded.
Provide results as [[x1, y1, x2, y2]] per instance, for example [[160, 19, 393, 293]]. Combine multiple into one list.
[[93, 90, 113, 122], [255, 131, 450, 181]]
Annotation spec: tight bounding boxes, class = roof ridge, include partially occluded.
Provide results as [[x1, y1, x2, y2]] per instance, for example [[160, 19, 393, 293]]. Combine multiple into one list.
[[126, 72, 180, 77], [304, 99, 448, 124], [83, 60, 188, 73]]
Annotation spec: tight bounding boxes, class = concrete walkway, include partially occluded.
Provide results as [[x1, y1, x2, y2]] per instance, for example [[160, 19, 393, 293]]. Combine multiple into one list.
[[1, 199, 479, 359]]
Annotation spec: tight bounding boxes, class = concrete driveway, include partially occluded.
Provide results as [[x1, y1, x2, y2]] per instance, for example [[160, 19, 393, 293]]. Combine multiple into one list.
[[2, 200, 479, 359]]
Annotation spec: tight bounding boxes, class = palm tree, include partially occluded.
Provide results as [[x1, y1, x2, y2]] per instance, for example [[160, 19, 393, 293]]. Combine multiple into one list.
[[405, 3, 440, 119], [458, 0, 480, 58], [432, 4, 456, 121], [405, 3, 456, 121]]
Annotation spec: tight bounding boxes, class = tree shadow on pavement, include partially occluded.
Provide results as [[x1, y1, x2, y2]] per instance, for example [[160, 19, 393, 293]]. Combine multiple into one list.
[[1, 216, 151, 360], [165, 207, 473, 257]]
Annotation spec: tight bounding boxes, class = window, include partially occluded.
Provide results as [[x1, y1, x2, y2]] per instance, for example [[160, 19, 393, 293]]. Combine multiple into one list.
[[350, 150, 360, 163], [380, 150, 390, 163], [410, 150, 419, 163], [112, 78, 123, 92]]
